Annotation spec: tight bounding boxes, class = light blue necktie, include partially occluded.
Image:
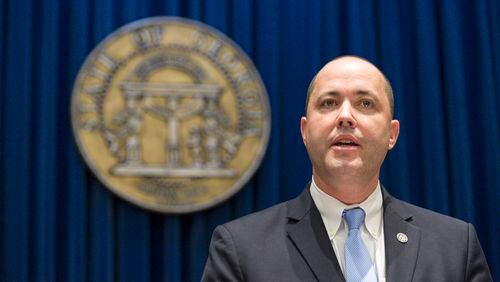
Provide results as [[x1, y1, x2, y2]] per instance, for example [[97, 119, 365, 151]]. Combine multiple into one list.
[[343, 208, 377, 282]]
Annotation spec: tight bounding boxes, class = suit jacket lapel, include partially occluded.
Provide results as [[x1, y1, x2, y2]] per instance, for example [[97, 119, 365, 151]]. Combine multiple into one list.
[[286, 186, 421, 281], [382, 189, 421, 282], [286, 188, 345, 281]]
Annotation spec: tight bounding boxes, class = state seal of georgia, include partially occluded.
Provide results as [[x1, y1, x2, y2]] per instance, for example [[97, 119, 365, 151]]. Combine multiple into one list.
[[71, 17, 270, 213]]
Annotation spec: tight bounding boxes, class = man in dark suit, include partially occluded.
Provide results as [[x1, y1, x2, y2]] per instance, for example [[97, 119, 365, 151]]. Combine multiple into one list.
[[202, 56, 492, 281]]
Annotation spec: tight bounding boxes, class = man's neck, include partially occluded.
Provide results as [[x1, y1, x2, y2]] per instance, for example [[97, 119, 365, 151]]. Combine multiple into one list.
[[312, 173, 379, 205]]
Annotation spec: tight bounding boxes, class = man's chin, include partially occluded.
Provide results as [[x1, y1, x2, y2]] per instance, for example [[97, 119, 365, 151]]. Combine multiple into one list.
[[328, 159, 363, 172]]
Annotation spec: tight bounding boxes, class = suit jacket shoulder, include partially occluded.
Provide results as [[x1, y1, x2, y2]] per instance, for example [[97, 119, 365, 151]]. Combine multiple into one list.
[[201, 197, 291, 282], [202, 188, 343, 282], [221, 200, 290, 240], [382, 190, 493, 282], [386, 194, 465, 226]]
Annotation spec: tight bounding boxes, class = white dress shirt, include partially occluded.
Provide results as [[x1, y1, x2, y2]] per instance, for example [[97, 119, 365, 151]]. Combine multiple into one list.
[[309, 178, 386, 281]]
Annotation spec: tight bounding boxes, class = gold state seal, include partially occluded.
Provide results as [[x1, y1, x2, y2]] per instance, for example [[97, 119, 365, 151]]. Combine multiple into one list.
[[71, 17, 270, 213]]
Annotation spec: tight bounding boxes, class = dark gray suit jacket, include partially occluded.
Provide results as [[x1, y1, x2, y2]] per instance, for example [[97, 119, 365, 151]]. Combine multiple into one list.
[[202, 186, 492, 281]]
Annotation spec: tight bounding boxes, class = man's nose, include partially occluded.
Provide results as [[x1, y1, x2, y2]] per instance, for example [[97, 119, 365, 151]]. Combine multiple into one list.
[[336, 102, 356, 128]]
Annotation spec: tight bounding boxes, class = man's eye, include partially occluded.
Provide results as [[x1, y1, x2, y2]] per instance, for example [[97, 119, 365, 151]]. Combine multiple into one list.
[[321, 100, 336, 107], [360, 100, 372, 108]]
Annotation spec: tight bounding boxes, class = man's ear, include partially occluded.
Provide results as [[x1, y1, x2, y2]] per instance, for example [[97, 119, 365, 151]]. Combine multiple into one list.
[[388, 119, 400, 150], [300, 116, 308, 145]]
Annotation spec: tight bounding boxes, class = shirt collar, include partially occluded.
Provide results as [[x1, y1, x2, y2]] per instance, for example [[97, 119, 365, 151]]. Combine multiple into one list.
[[309, 178, 383, 240]]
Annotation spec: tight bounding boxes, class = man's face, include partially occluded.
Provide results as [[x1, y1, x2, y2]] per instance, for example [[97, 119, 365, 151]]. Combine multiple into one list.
[[300, 57, 399, 182]]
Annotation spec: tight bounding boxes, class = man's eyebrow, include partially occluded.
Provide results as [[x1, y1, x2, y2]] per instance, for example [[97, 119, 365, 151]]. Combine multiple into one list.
[[317, 91, 340, 98], [317, 90, 378, 97], [354, 90, 377, 96]]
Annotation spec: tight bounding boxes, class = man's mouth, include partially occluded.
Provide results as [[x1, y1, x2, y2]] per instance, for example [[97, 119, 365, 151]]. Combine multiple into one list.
[[331, 136, 361, 149], [334, 140, 360, 147]]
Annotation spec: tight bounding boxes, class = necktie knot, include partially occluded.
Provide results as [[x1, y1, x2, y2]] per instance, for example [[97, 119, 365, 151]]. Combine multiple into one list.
[[343, 207, 365, 231]]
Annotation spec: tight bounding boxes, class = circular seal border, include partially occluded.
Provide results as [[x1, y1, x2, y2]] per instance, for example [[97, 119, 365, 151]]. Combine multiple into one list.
[[70, 16, 271, 214]]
